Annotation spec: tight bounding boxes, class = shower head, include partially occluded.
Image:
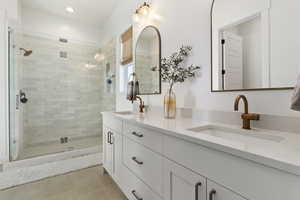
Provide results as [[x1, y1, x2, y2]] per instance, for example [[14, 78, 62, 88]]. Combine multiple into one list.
[[20, 48, 33, 56]]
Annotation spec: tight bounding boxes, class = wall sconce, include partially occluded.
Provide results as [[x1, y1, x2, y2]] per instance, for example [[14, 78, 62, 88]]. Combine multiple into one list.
[[133, 2, 151, 23], [140, 2, 150, 16]]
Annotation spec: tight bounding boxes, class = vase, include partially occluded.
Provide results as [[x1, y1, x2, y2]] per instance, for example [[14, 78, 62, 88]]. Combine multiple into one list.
[[164, 89, 176, 119]]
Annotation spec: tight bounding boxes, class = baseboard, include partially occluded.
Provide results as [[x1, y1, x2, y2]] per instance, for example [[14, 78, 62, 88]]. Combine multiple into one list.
[[0, 153, 102, 190]]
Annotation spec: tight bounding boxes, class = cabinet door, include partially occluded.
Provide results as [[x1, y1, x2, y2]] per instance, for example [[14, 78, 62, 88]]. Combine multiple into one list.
[[207, 180, 247, 200], [103, 127, 108, 169], [103, 127, 113, 175], [111, 131, 123, 184], [163, 159, 206, 200]]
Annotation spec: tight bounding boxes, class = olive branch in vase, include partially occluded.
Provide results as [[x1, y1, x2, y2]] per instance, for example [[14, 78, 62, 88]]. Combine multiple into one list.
[[161, 45, 200, 93]]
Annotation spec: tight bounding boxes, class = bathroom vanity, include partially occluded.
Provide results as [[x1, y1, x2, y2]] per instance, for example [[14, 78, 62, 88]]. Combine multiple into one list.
[[102, 111, 300, 200]]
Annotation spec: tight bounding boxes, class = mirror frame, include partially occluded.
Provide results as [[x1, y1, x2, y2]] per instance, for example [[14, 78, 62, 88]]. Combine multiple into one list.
[[210, 0, 294, 92], [135, 25, 162, 95]]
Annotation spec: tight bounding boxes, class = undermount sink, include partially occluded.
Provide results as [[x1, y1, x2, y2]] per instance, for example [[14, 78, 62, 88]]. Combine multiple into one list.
[[113, 111, 134, 115], [187, 125, 285, 143]]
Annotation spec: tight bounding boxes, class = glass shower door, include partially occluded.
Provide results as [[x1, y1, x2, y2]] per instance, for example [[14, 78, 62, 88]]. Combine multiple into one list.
[[8, 27, 22, 161], [8, 31, 116, 161]]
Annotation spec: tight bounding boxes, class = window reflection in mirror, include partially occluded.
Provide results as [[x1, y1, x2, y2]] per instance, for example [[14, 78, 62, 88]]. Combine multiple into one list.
[[135, 26, 161, 95], [211, 0, 297, 91]]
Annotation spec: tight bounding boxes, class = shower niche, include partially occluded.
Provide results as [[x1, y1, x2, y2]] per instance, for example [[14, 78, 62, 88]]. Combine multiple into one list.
[[105, 63, 116, 94]]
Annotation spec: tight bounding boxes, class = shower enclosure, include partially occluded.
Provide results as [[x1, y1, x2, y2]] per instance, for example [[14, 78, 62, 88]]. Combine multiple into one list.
[[8, 29, 116, 161]]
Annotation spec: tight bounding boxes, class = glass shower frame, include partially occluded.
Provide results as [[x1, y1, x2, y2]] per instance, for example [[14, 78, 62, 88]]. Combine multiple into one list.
[[8, 27, 20, 161]]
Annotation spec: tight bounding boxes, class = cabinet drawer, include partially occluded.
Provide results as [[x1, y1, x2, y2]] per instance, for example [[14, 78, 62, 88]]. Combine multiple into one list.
[[103, 115, 122, 133], [207, 180, 247, 200], [122, 166, 162, 200], [123, 123, 163, 153], [123, 137, 163, 196]]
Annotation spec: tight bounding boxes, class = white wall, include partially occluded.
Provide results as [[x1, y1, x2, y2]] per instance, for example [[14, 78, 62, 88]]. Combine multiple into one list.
[[99, 0, 141, 111], [21, 7, 103, 45], [101, 0, 300, 117], [270, 0, 300, 88], [0, 0, 19, 20]]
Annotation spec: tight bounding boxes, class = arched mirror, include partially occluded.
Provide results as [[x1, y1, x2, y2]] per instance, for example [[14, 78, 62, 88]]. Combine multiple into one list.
[[211, 0, 296, 92], [135, 26, 161, 95]]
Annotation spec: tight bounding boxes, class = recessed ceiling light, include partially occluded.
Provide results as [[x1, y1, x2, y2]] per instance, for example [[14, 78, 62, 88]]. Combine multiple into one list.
[[66, 7, 74, 13]]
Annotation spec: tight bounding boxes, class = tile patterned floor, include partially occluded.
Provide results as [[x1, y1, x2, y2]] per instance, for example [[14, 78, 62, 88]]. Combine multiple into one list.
[[0, 166, 127, 200]]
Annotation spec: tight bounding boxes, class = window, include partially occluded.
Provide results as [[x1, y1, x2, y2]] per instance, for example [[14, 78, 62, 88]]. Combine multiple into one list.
[[121, 26, 133, 65], [119, 64, 134, 93]]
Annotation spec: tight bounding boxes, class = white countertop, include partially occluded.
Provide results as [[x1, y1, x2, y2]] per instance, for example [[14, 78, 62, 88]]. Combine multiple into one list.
[[103, 111, 300, 177]]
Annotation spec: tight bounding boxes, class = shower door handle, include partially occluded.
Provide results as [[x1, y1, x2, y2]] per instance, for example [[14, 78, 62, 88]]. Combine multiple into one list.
[[16, 94, 20, 110]]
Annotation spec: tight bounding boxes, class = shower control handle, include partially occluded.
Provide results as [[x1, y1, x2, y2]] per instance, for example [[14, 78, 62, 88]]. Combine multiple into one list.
[[20, 91, 28, 104]]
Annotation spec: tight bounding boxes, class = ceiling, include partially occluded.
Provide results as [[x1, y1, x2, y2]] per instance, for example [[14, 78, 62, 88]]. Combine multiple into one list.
[[21, 0, 119, 26]]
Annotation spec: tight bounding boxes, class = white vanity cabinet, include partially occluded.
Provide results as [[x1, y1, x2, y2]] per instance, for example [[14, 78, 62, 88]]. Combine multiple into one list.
[[102, 113, 300, 200], [102, 116, 123, 184], [103, 126, 123, 182], [163, 158, 246, 200], [103, 115, 163, 200]]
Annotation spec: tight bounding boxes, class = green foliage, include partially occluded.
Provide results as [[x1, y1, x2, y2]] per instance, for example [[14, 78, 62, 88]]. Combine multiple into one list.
[[161, 46, 200, 90]]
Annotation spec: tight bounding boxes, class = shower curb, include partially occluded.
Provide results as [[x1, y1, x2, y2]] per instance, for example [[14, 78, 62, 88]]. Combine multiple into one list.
[[0, 152, 102, 190]]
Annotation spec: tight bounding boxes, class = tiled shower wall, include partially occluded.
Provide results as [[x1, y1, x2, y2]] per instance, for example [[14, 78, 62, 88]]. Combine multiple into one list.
[[20, 34, 116, 147]]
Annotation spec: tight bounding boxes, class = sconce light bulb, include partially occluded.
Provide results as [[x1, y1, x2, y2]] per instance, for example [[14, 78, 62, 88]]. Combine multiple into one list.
[[141, 5, 150, 16], [133, 11, 140, 22]]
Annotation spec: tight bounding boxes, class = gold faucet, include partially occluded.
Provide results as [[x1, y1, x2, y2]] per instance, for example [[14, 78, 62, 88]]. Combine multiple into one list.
[[135, 96, 145, 113], [234, 95, 260, 130]]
